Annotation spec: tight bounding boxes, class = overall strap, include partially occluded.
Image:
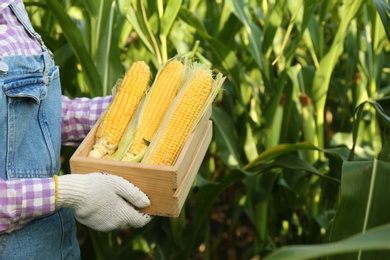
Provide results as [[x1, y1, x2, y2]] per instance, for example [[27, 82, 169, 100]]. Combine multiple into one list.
[[9, 2, 54, 58]]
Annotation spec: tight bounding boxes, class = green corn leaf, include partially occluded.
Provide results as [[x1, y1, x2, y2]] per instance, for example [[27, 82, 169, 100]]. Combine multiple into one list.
[[244, 171, 280, 243], [211, 106, 242, 169], [125, 3, 155, 56], [83, 0, 99, 17], [312, 0, 364, 149], [271, 154, 340, 185], [243, 142, 350, 171], [263, 223, 390, 260], [262, 0, 286, 57], [350, 99, 390, 160], [95, 0, 124, 95], [159, 0, 183, 62], [226, 0, 263, 71], [160, 0, 182, 36], [373, 0, 390, 41], [178, 7, 242, 106], [179, 8, 240, 85], [44, 0, 103, 96], [327, 159, 390, 259]]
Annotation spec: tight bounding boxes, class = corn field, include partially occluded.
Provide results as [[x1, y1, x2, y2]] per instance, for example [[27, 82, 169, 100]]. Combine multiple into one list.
[[27, 0, 390, 259]]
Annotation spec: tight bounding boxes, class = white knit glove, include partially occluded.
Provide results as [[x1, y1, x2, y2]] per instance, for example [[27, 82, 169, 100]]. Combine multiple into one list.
[[54, 172, 152, 232]]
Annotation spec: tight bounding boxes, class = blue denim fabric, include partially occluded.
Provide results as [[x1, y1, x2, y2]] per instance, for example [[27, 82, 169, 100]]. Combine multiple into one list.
[[1, 53, 61, 179], [0, 208, 79, 259], [0, 52, 80, 259]]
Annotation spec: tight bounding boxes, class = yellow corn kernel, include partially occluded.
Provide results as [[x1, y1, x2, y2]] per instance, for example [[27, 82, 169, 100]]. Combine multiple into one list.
[[146, 69, 213, 165], [122, 60, 184, 161], [88, 61, 150, 158]]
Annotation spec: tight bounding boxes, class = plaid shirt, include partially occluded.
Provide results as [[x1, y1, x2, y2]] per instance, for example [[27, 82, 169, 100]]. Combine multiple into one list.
[[0, 178, 55, 233], [0, 0, 42, 56], [61, 95, 112, 146], [0, 95, 112, 233]]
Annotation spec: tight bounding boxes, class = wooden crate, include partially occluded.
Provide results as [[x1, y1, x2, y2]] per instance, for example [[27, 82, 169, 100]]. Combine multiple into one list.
[[69, 109, 213, 217]]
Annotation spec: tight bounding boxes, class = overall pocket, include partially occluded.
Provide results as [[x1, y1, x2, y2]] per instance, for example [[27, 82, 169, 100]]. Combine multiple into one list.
[[3, 68, 61, 179]]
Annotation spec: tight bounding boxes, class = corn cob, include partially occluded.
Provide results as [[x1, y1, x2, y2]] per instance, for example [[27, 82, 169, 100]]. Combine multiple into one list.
[[142, 63, 225, 166], [88, 61, 150, 159], [118, 59, 185, 162]]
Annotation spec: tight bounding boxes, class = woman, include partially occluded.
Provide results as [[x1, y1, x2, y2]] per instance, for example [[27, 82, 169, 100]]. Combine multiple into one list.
[[0, 1, 151, 258]]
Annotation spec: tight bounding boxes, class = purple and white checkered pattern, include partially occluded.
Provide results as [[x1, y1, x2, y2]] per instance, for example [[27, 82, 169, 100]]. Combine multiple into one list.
[[61, 95, 112, 146], [0, 0, 42, 57], [0, 178, 55, 233]]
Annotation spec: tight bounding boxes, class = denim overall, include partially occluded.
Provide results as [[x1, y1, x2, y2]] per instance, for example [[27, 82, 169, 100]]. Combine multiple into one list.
[[0, 3, 80, 259]]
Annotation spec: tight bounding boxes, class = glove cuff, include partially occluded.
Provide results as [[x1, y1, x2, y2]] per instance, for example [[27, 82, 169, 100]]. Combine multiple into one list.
[[55, 174, 88, 209], [53, 175, 59, 204]]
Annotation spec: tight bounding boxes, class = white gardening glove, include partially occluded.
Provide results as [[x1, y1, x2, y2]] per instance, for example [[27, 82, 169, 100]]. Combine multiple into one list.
[[54, 172, 152, 232]]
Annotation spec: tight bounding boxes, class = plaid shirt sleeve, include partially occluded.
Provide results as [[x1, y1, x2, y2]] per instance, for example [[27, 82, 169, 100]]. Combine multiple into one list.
[[61, 95, 112, 146], [0, 177, 55, 234]]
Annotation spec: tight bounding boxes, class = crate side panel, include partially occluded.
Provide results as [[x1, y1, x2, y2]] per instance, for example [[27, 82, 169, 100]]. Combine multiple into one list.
[[174, 122, 213, 215], [140, 197, 177, 217], [70, 157, 175, 196]]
